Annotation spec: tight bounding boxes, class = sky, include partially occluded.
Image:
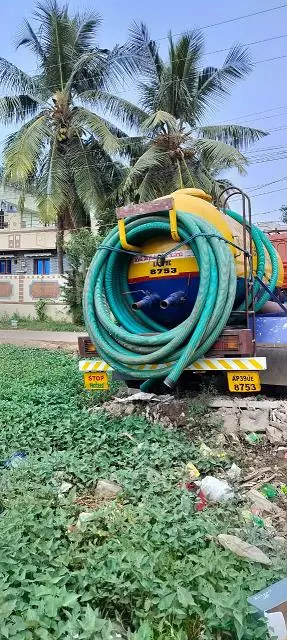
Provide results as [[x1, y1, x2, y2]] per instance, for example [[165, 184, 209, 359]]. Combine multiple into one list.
[[0, 0, 287, 223]]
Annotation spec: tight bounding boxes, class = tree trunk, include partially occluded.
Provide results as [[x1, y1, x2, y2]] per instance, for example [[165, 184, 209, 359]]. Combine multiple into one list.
[[57, 215, 64, 275]]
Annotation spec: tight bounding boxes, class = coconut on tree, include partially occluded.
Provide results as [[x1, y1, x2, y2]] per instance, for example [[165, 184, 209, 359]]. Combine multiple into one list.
[[106, 24, 267, 201], [0, 0, 133, 272]]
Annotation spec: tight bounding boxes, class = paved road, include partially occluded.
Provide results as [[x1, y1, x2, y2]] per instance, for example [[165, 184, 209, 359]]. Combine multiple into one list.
[[0, 329, 86, 349]]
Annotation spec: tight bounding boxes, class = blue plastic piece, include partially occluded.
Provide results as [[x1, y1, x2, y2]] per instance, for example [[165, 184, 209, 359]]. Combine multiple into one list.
[[3, 452, 27, 469], [248, 577, 287, 614]]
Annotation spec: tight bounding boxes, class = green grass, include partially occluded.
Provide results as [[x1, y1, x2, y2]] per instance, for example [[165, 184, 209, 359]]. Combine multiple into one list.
[[0, 315, 84, 332], [0, 345, 285, 639]]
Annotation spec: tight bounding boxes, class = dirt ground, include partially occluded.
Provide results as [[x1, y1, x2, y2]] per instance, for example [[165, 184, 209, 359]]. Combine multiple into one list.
[[0, 329, 85, 351]]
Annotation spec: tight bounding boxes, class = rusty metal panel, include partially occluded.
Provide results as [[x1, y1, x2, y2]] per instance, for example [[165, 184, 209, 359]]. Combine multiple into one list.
[[78, 336, 97, 357], [116, 197, 174, 219], [209, 329, 253, 356]]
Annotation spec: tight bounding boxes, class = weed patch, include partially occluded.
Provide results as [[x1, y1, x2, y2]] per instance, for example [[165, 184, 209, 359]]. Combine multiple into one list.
[[0, 346, 285, 639]]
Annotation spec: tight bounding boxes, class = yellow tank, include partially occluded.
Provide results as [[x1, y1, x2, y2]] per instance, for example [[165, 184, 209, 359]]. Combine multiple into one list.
[[127, 188, 283, 326]]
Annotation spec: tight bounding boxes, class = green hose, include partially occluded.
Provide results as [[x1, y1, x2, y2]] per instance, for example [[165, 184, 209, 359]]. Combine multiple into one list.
[[225, 209, 279, 312], [83, 209, 279, 389]]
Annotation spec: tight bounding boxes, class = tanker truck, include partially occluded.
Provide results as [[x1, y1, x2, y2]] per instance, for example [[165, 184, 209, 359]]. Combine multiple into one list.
[[79, 187, 287, 392]]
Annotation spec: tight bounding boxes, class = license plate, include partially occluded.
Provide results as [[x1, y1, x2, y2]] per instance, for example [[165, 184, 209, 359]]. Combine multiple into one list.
[[227, 371, 261, 393], [84, 371, 109, 390]]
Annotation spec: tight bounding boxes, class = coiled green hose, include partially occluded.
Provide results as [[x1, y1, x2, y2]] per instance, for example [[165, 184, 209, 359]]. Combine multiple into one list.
[[83, 209, 278, 388]]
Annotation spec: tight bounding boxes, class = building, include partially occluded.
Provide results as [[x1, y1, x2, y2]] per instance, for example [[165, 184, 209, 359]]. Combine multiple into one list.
[[0, 193, 70, 319], [257, 221, 287, 232]]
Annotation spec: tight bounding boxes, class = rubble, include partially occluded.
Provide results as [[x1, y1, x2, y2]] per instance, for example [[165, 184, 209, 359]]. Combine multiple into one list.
[[217, 534, 272, 565], [102, 400, 135, 417], [208, 398, 287, 442], [95, 479, 123, 498], [210, 399, 286, 410], [214, 407, 240, 435], [239, 408, 269, 433], [101, 392, 287, 441], [102, 394, 187, 427], [246, 489, 285, 517], [58, 481, 72, 494], [145, 399, 188, 428], [266, 425, 284, 444], [270, 408, 287, 431], [116, 392, 174, 403], [226, 463, 242, 482]]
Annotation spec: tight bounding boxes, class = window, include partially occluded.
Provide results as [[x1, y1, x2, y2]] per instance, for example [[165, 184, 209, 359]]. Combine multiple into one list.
[[34, 258, 50, 275], [0, 259, 11, 274]]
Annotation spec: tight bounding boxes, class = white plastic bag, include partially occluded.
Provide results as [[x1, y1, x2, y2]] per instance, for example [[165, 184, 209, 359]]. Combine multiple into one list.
[[198, 476, 234, 502]]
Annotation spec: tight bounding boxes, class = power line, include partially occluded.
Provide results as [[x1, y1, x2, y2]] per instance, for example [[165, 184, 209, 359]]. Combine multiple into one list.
[[213, 109, 287, 130], [232, 104, 287, 122], [164, 4, 287, 39], [248, 175, 287, 192], [261, 125, 287, 133], [252, 209, 280, 217], [232, 186, 287, 204], [32, 41, 287, 79], [255, 52, 287, 64], [239, 111, 287, 124], [249, 154, 287, 164], [250, 186, 287, 197], [247, 143, 287, 157], [246, 144, 287, 153], [203, 33, 287, 57]]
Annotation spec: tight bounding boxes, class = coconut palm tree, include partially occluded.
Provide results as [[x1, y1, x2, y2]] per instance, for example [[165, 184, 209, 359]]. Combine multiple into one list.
[[0, 1, 133, 272], [105, 24, 267, 201]]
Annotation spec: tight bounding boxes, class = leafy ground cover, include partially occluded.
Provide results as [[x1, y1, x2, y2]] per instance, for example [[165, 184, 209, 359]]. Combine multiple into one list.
[[0, 345, 285, 639]]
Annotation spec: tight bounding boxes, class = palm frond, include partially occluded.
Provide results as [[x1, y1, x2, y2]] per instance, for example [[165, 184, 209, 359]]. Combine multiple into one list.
[[141, 110, 178, 133], [195, 138, 248, 175], [92, 92, 148, 130], [69, 136, 107, 211], [0, 58, 35, 95], [138, 81, 161, 113], [127, 22, 163, 80], [106, 44, 139, 84], [123, 146, 168, 191], [16, 18, 45, 58], [117, 137, 147, 164], [74, 45, 137, 97], [71, 108, 121, 154], [64, 51, 96, 95], [137, 168, 167, 202], [3, 114, 50, 183], [73, 11, 102, 49], [0, 95, 40, 124], [170, 31, 203, 82], [196, 44, 252, 112], [197, 124, 268, 150], [37, 137, 71, 224], [136, 156, 178, 202], [167, 30, 204, 120], [31, 1, 72, 91]]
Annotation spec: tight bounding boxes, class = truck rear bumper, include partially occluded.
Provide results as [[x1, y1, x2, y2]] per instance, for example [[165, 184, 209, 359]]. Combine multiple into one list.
[[79, 357, 267, 374]]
